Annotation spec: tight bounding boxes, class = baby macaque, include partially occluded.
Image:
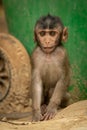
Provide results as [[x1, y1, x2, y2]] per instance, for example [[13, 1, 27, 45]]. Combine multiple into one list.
[[31, 14, 70, 121]]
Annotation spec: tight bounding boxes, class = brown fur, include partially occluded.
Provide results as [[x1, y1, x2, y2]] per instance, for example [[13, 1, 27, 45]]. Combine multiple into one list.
[[31, 14, 70, 121]]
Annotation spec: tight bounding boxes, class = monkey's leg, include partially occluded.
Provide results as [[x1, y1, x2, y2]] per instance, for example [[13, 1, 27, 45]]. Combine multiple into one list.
[[43, 79, 66, 120], [60, 92, 71, 108]]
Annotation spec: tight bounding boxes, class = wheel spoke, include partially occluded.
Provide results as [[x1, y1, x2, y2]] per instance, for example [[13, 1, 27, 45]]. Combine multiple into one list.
[[0, 55, 10, 101], [0, 71, 9, 77]]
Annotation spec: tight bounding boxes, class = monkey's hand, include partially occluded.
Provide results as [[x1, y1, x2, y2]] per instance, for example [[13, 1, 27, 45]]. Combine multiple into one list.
[[42, 104, 57, 120], [32, 109, 43, 122]]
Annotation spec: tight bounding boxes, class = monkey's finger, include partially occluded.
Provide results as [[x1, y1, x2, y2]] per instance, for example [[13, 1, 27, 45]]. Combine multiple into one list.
[[41, 104, 47, 115], [43, 112, 51, 120], [44, 114, 50, 120], [40, 115, 44, 121], [48, 113, 56, 120], [43, 110, 56, 120]]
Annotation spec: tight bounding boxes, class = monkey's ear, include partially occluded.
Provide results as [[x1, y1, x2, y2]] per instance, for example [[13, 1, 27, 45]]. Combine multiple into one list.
[[62, 27, 68, 42]]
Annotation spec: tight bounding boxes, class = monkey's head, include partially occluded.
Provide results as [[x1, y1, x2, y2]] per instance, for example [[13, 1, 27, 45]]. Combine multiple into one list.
[[34, 14, 68, 54]]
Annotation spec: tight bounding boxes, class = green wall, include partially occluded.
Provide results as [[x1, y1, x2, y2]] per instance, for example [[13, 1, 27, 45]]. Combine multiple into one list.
[[3, 0, 87, 102]]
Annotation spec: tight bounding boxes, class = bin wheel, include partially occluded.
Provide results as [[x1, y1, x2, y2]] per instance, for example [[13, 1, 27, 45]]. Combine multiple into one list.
[[0, 33, 31, 112], [0, 52, 10, 101]]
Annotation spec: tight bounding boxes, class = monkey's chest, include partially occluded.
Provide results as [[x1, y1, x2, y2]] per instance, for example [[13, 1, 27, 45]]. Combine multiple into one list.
[[41, 62, 60, 86]]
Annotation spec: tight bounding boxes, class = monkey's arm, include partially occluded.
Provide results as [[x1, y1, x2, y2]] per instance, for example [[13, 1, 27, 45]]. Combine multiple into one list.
[[32, 70, 43, 121], [43, 76, 68, 120], [0, 112, 32, 120], [49, 77, 67, 107]]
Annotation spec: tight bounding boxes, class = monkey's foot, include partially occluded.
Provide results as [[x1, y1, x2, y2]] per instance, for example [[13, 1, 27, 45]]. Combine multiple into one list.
[[42, 108, 57, 120]]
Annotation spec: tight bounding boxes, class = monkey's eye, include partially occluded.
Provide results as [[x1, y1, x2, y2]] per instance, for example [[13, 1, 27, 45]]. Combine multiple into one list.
[[49, 31, 56, 36], [39, 31, 46, 36]]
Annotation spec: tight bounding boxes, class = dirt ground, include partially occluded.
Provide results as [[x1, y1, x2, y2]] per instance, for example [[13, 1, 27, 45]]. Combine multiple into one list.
[[0, 4, 87, 130], [0, 100, 87, 130]]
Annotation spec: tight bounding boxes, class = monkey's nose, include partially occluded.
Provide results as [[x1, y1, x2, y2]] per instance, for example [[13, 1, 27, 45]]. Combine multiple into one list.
[[45, 41, 50, 45]]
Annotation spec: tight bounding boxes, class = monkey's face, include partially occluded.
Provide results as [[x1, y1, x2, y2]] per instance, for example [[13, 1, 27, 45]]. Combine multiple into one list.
[[34, 15, 68, 53], [36, 28, 61, 54]]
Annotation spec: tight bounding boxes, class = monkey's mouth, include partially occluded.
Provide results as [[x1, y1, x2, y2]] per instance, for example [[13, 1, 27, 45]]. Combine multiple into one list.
[[43, 45, 56, 50], [43, 46, 54, 49], [42, 46, 56, 53]]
